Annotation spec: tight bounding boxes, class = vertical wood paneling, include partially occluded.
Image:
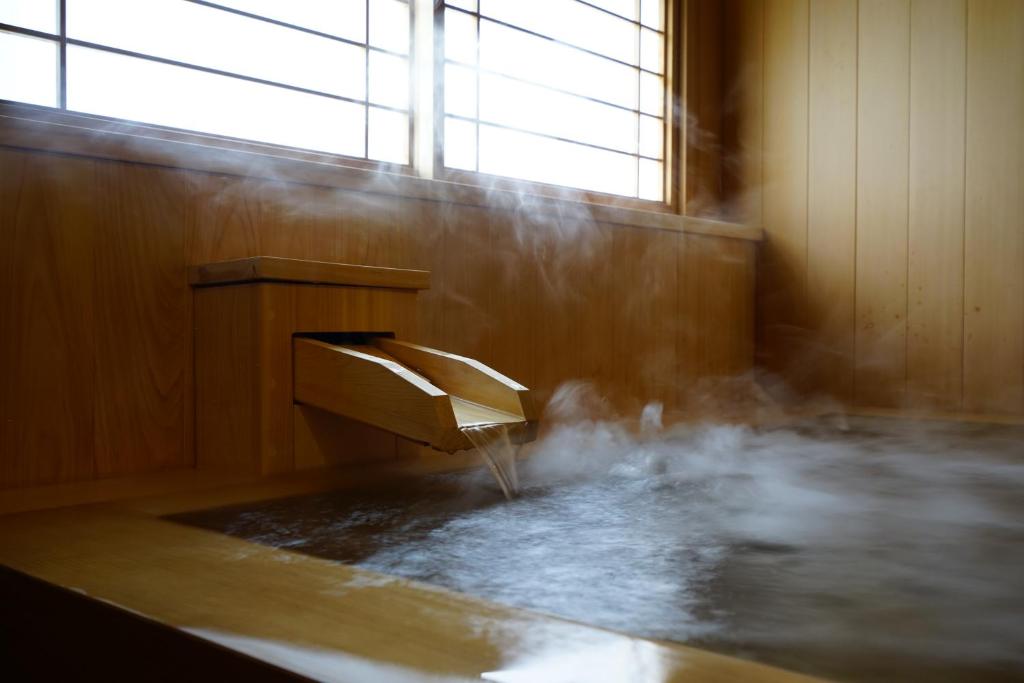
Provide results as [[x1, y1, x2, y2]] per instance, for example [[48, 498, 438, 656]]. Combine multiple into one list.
[[94, 161, 189, 475], [610, 227, 679, 416], [0, 150, 96, 487], [576, 224, 615, 398], [855, 0, 911, 408], [686, 0, 724, 215], [752, 0, 1022, 416], [439, 204, 493, 364], [738, 0, 765, 226], [806, 0, 857, 403], [907, 0, 967, 411], [963, 0, 1024, 414], [533, 223, 584, 407], [760, 0, 809, 383], [720, 0, 765, 225], [487, 219, 537, 392]]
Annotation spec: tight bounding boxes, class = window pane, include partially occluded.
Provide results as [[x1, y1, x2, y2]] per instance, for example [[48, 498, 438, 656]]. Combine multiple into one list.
[[367, 107, 408, 163], [478, 73, 636, 153], [479, 20, 637, 109], [444, 116, 477, 171], [444, 63, 477, 118], [639, 159, 663, 201], [368, 51, 408, 108], [480, 0, 636, 65], [639, 115, 663, 159], [210, 0, 366, 44], [442, 1, 668, 200], [640, 28, 664, 74], [444, 9, 477, 65], [447, 0, 477, 10], [68, 0, 365, 100], [479, 125, 637, 197], [585, 0, 638, 21], [66, 46, 365, 157], [639, 71, 664, 115], [641, 0, 663, 30], [0, 0, 58, 34], [369, 0, 409, 54], [0, 31, 58, 107]]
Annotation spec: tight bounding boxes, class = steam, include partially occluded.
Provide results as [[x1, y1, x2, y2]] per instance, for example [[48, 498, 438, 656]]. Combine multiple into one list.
[[178, 380, 1024, 680], [508, 386, 1024, 672]]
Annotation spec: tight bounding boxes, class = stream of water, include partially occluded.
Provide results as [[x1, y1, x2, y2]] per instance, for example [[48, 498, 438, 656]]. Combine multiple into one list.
[[462, 424, 520, 500]]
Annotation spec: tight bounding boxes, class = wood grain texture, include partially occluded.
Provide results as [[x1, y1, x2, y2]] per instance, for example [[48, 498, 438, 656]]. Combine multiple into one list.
[[611, 226, 679, 416], [293, 339, 459, 450], [907, 0, 967, 411], [376, 338, 537, 421], [686, 0, 725, 216], [486, 218, 538, 395], [678, 234, 756, 416], [760, 0, 809, 386], [194, 285, 260, 473], [188, 256, 430, 289], [94, 161, 189, 475], [963, 0, 1024, 414], [293, 405, 398, 470], [745, 0, 1022, 416], [855, 0, 911, 409], [0, 150, 96, 488], [806, 0, 858, 403], [721, 0, 765, 226], [3, 132, 758, 488]]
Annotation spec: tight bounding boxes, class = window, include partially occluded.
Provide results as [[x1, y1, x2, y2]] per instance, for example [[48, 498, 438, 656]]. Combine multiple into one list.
[[0, 0, 412, 164], [439, 0, 667, 201], [1, 0, 672, 202]]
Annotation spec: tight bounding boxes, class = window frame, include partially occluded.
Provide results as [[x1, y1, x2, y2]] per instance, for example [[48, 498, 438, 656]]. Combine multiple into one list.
[[431, 0, 680, 211], [0, 0, 416, 172], [0, 0, 680, 210]]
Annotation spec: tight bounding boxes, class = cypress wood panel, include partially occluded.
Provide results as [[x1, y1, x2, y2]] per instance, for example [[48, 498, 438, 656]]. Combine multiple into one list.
[[963, 0, 1024, 415], [679, 235, 756, 415], [685, 0, 724, 216], [0, 147, 756, 488], [0, 150, 96, 487], [807, 0, 857, 404], [854, 0, 911, 408], [94, 161, 190, 475], [907, 0, 967, 411], [759, 0, 809, 386], [743, 0, 1022, 417]]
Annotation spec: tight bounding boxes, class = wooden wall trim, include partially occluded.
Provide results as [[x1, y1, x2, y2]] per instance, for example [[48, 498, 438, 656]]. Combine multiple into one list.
[[0, 103, 762, 242], [188, 257, 430, 290]]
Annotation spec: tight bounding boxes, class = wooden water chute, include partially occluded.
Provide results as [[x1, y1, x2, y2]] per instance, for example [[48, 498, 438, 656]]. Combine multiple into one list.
[[294, 338, 538, 453], [190, 256, 538, 476]]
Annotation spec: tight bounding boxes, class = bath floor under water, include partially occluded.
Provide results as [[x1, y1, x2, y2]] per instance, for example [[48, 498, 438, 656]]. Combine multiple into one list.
[[173, 417, 1024, 682]]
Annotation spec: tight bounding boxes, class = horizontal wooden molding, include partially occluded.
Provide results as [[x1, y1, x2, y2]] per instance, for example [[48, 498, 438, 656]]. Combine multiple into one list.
[[189, 256, 431, 290], [0, 102, 763, 242]]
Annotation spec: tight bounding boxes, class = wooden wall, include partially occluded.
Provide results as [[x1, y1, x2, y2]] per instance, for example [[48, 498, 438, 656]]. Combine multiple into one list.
[[727, 0, 1024, 416], [0, 146, 756, 489]]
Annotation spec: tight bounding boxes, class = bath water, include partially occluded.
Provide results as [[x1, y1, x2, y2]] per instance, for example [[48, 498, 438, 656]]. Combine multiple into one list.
[[174, 416, 1024, 682]]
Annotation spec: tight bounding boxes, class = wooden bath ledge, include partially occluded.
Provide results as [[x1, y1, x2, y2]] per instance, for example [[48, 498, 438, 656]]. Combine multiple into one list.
[[188, 256, 431, 290], [0, 475, 823, 683]]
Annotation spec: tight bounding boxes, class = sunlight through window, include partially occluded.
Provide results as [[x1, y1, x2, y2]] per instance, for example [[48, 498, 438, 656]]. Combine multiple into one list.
[[0, 0, 412, 164], [441, 0, 667, 201]]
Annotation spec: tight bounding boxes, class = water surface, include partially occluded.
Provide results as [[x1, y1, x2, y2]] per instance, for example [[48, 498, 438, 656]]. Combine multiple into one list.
[[174, 417, 1024, 682]]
